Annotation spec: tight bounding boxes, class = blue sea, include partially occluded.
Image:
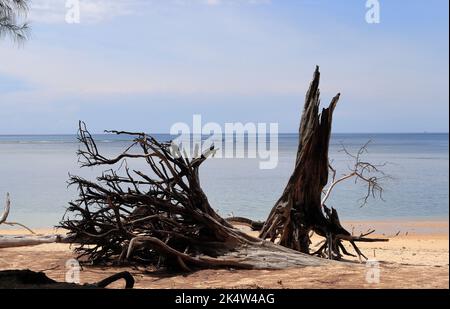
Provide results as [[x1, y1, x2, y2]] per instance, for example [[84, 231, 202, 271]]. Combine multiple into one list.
[[0, 133, 448, 228]]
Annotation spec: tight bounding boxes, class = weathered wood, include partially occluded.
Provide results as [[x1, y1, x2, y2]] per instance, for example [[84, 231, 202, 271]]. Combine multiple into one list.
[[2, 67, 386, 265], [59, 118, 330, 270], [259, 66, 388, 261], [0, 234, 67, 248], [225, 217, 265, 231], [0, 193, 36, 234], [260, 66, 339, 253], [125, 235, 328, 270]]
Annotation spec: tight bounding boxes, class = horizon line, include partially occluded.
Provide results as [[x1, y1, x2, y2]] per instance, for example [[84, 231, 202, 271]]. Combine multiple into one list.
[[0, 132, 448, 136]]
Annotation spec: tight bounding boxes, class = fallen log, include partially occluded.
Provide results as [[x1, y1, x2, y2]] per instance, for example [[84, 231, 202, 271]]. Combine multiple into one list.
[[0, 234, 68, 249], [0, 193, 71, 249]]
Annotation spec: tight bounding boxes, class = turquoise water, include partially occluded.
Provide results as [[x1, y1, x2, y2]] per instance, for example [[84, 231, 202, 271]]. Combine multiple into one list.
[[0, 133, 448, 227]]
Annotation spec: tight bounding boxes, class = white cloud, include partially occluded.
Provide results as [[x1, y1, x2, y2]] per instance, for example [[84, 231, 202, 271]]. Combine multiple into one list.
[[29, 0, 142, 24], [205, 0, 221, 5], [28, 0, 271, 24], [0, 43, 305, 104], [202, 0, 271, 5], [248, 0, 271, 4]]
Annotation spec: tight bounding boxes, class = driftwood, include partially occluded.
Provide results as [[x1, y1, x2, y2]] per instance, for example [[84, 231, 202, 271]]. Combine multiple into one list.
[[322, 141, 389, 209], [225, 217, 265, 231], [259, 66, 387, 261], [0, 193, 35, 234], [0, 269, 134, 289], [0, 193, 68, 248], [0, 234, 69, 249], [58, 119, 329, 270], [1, 67, 387, 267]]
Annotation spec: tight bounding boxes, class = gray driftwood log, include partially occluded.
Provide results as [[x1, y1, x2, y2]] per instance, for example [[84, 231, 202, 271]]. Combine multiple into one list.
[[0, 234, 68, 249]]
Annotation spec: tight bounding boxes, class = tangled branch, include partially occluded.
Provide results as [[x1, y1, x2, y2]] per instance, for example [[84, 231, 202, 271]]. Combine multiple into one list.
[[322, 140, 390, 208], [0, 193, 35, 234]]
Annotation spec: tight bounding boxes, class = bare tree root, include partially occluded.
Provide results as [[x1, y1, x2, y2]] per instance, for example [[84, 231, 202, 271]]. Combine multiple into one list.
[[59, 121, 328, 270], [59, 66, 388, 268], [225, 217, 265, 231]]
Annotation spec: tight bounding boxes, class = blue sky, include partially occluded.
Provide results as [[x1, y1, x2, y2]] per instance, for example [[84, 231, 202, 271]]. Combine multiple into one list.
[[0, 0, 448, 134]]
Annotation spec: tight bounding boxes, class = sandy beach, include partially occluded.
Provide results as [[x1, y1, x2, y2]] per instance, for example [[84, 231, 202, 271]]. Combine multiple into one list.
[[0, 220, 448, 289]]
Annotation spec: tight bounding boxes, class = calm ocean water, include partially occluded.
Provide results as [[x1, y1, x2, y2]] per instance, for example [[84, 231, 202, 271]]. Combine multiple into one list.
[[0, 133, 448, 228]]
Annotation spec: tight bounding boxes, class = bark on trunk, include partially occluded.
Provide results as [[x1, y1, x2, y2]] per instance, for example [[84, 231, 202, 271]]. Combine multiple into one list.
[[260, 66, 341, 253]]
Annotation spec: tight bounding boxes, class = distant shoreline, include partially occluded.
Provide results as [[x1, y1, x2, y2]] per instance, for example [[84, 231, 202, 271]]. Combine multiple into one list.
[[0, 132, 449, 136]]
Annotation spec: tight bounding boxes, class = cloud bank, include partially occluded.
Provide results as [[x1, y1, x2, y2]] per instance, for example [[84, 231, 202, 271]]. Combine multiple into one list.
[[29, 0, 271, 24]]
